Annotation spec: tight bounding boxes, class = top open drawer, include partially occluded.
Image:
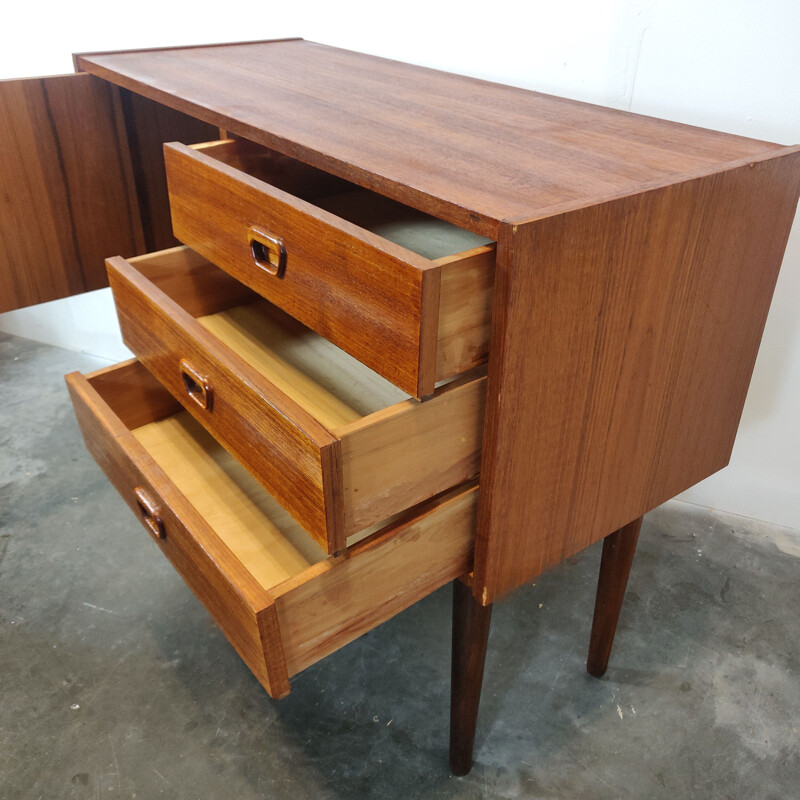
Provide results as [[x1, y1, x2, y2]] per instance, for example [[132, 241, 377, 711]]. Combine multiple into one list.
[[164, 139, 495, 397]]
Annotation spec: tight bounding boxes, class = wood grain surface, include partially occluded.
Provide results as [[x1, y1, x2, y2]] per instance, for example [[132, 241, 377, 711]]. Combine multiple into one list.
[[450, 578, 493, 776], [117, 89, 218, 252], [107, 252, 344, 553], [337, 370, 486, 533], [0, 73, 143, 312], [474, 149, 800, 603], [190, 138, 354, 200], [126, 245, 257, 316], [132, 411, 328, 588], [68, 360, 479, 696], [76, 40, 785, 237], [196, 304, 397, 429], [587, 518, 643, 678], [109, 247, 486, 547], [164, 141, 441, 397], [66, 364, 292, 698], [436, 246, 495, 381], [80, 358, 182, 429], [273, 482, 478, 676]]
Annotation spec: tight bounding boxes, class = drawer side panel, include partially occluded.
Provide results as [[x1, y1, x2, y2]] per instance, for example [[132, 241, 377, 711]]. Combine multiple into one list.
[[435, 246, 495, 381], [339, 373, 486, 534], [274, 484, 478, 676]]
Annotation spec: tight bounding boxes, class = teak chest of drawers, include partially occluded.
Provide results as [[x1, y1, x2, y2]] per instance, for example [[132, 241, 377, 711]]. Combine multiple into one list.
[[2, 39, 798, 774]]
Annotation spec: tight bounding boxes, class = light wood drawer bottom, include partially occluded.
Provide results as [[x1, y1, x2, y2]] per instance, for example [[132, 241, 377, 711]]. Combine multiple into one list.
[[66, 360, 477, 698]]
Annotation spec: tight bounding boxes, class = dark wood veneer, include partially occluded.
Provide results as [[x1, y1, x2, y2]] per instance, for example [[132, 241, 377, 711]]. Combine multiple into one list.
[[587, 518, 643, 678], [0, 73, 143, 312]]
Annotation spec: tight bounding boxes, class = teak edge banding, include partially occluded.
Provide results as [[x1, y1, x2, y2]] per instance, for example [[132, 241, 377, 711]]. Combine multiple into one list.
[[72, 38, 304, 72]]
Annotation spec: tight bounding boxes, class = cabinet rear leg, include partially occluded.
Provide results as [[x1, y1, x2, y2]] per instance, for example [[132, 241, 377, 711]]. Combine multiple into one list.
[[587, 517, 642, 677], [450, 578, 493, 776]]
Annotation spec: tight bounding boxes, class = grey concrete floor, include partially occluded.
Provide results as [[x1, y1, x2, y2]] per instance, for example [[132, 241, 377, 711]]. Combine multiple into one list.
[[1, 330, 799, 800]]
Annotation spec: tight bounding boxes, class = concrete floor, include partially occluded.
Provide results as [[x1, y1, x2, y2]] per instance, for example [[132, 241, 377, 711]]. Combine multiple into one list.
[[1, 330, 799, 800]]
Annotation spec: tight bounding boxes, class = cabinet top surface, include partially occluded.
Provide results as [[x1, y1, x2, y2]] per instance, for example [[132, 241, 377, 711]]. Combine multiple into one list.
[[77, 39, 785, 237]]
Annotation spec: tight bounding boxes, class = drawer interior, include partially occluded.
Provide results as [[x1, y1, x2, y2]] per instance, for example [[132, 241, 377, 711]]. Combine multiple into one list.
[[195, 294, 486, 535], [130, 247, 443, 431], [133, 411, 327, 587], [193, 139, 492, 260], [199, 302, 409, 428], [89, 363, 399, 594]]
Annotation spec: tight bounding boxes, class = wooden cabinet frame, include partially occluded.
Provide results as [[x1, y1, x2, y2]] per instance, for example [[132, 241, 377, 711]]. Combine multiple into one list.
[[3, 39, 799, 774]]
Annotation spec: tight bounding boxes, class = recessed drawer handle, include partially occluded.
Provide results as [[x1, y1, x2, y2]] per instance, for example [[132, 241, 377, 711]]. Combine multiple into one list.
[[180, 359, 213, 411], [248, 225, 286, 277], [134, 486, 166, 540]]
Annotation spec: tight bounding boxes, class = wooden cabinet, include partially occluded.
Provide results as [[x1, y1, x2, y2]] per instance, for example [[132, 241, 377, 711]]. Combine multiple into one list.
[[3, 38, 799, 772], [0, 73, 216, 312]]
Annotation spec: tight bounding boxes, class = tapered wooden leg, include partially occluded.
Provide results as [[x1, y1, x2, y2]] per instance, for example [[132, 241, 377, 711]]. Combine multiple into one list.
[[450, 578, 493, 776], [587, 517, 642, 677]]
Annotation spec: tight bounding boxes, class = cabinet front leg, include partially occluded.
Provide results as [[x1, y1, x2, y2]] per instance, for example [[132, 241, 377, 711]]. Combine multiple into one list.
[[587, 517, 642, 677], [450, 578, 493, 776]]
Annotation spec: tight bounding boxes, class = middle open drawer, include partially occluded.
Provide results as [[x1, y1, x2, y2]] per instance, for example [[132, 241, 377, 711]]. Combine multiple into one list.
[[108, 246, 486, 554]]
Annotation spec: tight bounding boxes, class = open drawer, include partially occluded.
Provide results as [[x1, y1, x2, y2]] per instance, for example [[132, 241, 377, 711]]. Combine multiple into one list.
[[164, 139, 496, 397], [108, 247, 486, 554], [65, 360, 477, 699]]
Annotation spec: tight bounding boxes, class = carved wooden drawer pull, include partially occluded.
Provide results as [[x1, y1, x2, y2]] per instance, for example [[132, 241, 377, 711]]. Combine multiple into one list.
[[134, 486, 166, 540], [180, 359, 213, 411], [248, 225, 286, 277]]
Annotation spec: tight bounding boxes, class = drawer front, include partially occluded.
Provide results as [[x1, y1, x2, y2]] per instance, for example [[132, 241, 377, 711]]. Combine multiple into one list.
[[66, 360, 478, 699], [65, 363, 290, 698], [107, 252, 344, 554], [165, 142, 441, 398]]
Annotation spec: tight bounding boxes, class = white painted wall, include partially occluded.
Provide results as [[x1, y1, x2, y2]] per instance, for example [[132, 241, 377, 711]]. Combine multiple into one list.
[[2, 1, 798, 527]]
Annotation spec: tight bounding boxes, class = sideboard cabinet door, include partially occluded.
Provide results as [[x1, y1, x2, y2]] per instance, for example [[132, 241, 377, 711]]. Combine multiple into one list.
[[0, 72, 144, 312], [0, 72, 217, 313]]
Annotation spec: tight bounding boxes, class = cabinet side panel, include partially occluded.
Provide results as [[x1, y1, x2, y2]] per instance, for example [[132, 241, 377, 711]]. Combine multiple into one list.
[[475, 150, 800, 603], [0, 73, 144, 312]]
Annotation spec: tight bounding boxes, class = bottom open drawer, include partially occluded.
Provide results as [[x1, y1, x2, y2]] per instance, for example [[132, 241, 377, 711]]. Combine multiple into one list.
[[66, 359, 477, 699]]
